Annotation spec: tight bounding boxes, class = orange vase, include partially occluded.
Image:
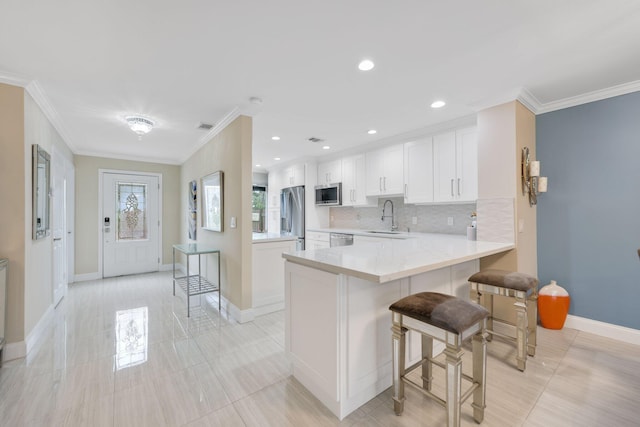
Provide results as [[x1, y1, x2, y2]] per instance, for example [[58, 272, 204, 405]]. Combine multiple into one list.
[[538, 280, 570, 329]]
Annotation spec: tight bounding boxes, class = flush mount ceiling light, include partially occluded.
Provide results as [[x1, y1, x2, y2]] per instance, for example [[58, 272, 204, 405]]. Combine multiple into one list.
[[125, 115, 155, 139], [367, 129, 377, 135], [430, 100, 446, 109], [358, 59, 375, 71]]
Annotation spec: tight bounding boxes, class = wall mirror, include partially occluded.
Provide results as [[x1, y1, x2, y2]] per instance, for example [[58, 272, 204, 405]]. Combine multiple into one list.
[[201, 171, 224, 232], [32, 144, 51, 240]]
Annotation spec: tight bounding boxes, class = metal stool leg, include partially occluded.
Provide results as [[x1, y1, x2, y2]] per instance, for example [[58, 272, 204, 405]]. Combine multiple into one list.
[[444, 344, 463, 427], [515, 294, 527, 371], [527, 293, 538, 357], [391, 319, 406, 415], [422, 334, 433, 391], [471, 327, 487, 423]]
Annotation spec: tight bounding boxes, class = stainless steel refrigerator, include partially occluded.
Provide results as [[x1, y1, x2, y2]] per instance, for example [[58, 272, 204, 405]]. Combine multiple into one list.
[[280, 185, 305, 250]]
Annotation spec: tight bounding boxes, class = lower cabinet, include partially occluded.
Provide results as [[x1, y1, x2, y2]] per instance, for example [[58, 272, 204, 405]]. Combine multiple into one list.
[[306, 231, 330, 249], [252, 239, 296, 316]]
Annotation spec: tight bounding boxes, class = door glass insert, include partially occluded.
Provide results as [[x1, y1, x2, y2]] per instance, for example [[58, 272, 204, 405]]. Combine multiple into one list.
[[116, 182, 148, 241]]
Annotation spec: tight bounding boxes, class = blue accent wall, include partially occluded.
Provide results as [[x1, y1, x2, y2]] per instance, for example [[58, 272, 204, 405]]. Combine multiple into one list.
[[537, 92, 640, 329]]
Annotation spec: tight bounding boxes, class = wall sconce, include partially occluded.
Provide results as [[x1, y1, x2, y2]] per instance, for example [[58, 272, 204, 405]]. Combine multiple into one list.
[[521, 147, 548, 206]]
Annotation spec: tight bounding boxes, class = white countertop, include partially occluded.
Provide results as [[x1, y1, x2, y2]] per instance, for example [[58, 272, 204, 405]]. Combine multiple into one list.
[[283, 233, 513, 283], [252, 232, 298, 243]]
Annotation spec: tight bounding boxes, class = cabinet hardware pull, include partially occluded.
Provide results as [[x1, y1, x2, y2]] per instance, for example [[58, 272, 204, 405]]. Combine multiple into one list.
[[384, 177, 387, 191], [379, 177, 382, 192], [458, 178, 461, 196], [404, 183, 408, 198], [451, 179, 454, 196]]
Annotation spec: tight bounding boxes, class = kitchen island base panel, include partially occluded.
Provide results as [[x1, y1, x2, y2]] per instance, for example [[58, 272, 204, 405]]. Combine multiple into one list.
[[284, 258, 479, 420]]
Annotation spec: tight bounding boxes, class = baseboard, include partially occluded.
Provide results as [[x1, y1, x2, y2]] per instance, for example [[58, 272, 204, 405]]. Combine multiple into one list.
[[160, 263, 175, 272], [2, 304, 54, 362], [252, 301, 285, 317], [564, 314, 640, 346], [26, 304, 54, 355], [2, 341, 26, 362], [225, 297, 255, 323], [74, 272, 101, 282]]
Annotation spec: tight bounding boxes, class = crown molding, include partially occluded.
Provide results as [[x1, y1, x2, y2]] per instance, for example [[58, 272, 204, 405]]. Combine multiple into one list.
[[535, 79, 640, 114], [74, 148, 182, 165], [180, 106, 241, 163], [25, 80, 78, 152], [0, 70, 30, 87]]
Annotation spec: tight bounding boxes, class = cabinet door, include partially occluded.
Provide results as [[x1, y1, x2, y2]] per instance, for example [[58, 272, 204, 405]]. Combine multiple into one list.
[[307, 240, 330, 250], [455, 127, 478, 202], [291, 164, 306, 186], [382, 144, 404, 195], [268, 208, 280, 234], [433, 131, 457, 202], [342, 154, 368, 206], [404, 138, 434, 204], [317, 159, 342, 184], [267, 171, 281, 208], [365, 150, 384, 196]]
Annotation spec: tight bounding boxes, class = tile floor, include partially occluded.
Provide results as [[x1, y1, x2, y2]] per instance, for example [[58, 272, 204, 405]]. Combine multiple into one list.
[[1, 271, 639, 426]]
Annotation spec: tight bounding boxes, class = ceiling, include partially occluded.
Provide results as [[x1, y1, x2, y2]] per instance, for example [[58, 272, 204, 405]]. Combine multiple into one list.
[[2, 1, 640, 171]]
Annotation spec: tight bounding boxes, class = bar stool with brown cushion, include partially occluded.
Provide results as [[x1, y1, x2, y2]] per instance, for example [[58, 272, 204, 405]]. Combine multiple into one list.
[[390, 292, 489, 427], [468, 269, 539, 371]]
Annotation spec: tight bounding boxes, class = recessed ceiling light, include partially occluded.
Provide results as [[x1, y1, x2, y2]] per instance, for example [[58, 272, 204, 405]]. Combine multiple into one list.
[[367, 129, 377, 135], [431, 100, 446, 109], [274, 157, 281, 161], [255, 164, 261, 167], [358, 59, 375, 71], [322, 146, 330, 150], [272, 136, 280, 141]]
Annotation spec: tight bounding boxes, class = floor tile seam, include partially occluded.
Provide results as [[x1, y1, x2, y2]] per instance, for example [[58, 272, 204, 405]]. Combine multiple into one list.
[[520, 329, 579, 424]]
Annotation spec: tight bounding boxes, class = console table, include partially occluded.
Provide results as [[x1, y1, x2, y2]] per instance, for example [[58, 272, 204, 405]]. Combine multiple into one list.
[[172, 244, 221, 317]]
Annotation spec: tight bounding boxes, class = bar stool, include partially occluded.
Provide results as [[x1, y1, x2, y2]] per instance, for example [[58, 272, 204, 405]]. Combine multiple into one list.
[[390, 292, 489, 427], [468, 269, 539, 371]]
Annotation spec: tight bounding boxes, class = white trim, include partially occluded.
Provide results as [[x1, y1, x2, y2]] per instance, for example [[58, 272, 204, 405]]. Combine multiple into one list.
[[224, 296, 255, 323], [25, 81, 77, 152], [74, 149, 182, 166], [98, 169, 163, 278], [252, 301, 285, 317], [25, 304, 54, 355], [0, 71, 30, 87], [2, 341, 26, 362], [73, 272, 101, 282], [564, 314, 640, 346], [160, 263, 175, 272], [180, 107, 241, 163], [537, 80, 640, 114]]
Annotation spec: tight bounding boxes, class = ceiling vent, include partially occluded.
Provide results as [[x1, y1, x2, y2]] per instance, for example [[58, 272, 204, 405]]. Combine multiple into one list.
[[308, 137, 324, 143], [198, 122, 214, 130]]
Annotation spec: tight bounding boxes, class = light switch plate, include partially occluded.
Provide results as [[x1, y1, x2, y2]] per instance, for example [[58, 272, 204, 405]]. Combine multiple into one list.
[[230, 216, 237, 228]]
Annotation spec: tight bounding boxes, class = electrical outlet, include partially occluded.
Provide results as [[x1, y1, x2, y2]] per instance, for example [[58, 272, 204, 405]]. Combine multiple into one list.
[[447, 217, 454, 226], [412, 216, 417, 225]]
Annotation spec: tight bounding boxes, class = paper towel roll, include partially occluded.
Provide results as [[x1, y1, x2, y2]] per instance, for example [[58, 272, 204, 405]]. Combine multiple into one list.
[[538, 176, 548, 192]]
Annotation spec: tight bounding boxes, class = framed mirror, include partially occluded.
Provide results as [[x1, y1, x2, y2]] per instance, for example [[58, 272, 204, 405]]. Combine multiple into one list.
[[201, 171, 224, 232], [32, 144, 51, 240]]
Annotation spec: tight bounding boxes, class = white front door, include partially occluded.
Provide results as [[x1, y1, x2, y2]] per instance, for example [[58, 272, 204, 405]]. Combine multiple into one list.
[[102, 172, 160, 278]]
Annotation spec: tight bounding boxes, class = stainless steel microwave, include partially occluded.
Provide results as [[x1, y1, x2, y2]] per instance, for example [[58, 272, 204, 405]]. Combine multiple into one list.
[[315, 183, 342, 206]]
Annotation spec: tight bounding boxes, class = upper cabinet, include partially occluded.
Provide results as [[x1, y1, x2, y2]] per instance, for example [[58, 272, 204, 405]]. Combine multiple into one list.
[[365, 144, 404, 196], [317, 159, 342, 185], [283, 164, 305, 188], [341, 154, 369, 206], [433, 128, 477, 202], [404, 138, 434, 204]]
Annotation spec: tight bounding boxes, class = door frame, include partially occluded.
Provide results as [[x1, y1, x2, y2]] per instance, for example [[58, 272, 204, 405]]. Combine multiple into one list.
[[98, 169, 163, 278]]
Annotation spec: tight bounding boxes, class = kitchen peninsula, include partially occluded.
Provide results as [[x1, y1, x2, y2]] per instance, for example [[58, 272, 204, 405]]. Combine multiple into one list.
[[283, 233, 513, 420]]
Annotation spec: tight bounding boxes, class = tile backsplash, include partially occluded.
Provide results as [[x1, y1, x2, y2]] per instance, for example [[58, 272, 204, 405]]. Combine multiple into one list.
[[330, 197, 476, 235]]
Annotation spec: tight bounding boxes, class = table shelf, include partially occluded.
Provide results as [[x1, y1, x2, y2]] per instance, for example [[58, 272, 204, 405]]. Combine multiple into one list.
[[172, 244, 221, 317]]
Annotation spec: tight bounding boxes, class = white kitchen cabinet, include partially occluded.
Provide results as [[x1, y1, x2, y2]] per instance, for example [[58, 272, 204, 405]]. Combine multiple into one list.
[[403, 138, 434, 204], [283, 164, 305, 187], [353, 235, 387, 245], [267, 171, 281, 209], [267, 208, 280, 234], [365, 144, 404, 196], [252, 238, 296, 316], [306, 231, 330, 249], [433, 128, 477, 202], [341, 154, 369, 206], [317, 159, 342, 185]]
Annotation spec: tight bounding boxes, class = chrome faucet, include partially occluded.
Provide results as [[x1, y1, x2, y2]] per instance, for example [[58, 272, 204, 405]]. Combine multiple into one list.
[[381, 200, 397, 231]]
